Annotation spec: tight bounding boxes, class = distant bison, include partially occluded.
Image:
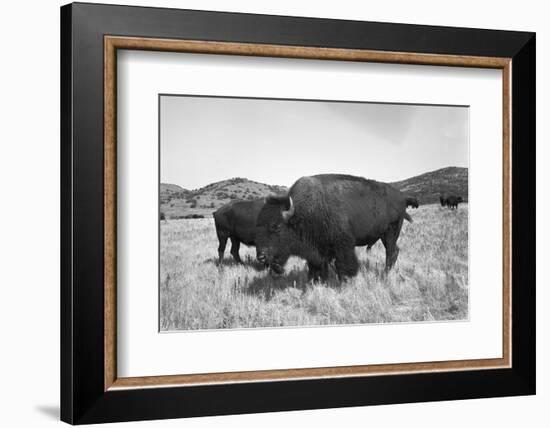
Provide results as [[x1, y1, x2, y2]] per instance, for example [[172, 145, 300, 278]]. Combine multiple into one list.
[[255, 174, 412, 281], [406, 197, 419, 209], [213, 199, 264, 264], [439, 194, 448, 207], [444, 195, 463, 210]]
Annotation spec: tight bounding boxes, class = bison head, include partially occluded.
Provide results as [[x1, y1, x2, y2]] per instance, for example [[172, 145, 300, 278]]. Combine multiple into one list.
[[255, 194, 296, 275]]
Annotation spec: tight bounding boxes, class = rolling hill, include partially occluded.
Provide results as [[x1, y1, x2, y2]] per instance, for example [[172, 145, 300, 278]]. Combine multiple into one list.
[[390, 166, 468, 204], [161, 167, 468, 219], [159, 183, 190, 204], [160, 177, 287, 219]]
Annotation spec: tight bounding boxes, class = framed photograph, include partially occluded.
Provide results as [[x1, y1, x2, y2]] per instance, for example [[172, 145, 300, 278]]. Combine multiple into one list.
[[61, 2, 535, 424]]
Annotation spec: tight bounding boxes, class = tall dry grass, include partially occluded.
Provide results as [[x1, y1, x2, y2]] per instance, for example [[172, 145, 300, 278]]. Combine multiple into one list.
[[160, 204, 468, 330]]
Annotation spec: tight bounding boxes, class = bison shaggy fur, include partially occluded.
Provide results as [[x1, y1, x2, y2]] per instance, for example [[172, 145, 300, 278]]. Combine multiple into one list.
[[255, 174, 412, 281]]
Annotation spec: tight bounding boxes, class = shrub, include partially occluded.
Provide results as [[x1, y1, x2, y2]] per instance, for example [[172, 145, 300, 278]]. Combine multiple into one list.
[[183, 214, 204, 219]]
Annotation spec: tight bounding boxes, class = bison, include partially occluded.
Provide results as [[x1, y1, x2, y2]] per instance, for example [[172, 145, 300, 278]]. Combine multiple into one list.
[[444, 195, 463, 210], [439, 194, 448, 207], [255, 174, 412, 281], [406, 197, 419, 209], [366, 195, 417, 252], [213, 199, 264, 264]]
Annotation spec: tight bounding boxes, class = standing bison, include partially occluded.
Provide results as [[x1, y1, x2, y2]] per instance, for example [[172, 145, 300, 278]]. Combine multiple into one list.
[[255, 174, 412, 281], [406, 197, 419, 209], [213, 199, 264, 264], [439, 194, 463, 210], [444, 195, 463, 209]]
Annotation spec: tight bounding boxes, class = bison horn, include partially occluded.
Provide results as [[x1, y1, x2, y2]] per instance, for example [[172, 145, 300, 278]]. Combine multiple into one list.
[[281, 196, 295, 222]]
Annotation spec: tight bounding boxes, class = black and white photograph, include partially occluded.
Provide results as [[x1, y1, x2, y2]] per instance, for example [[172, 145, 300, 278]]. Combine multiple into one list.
[[159, 95, 469, 331], [0, 0, 541, 425]]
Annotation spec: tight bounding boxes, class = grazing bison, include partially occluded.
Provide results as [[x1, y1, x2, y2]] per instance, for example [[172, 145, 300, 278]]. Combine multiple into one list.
[[444, 195, 463, 210], [406, 197, 419, 209], [255, 174, 412, 281], [213, 199, 264, 264], [439, 194, 448, 207]]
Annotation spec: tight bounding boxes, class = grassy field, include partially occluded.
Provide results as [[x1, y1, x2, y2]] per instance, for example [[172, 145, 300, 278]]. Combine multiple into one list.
[[160, 204, 468, 331]]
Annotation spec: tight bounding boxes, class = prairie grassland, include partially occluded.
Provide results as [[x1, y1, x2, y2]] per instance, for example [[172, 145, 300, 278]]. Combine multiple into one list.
[[160, 204, 468, 331]]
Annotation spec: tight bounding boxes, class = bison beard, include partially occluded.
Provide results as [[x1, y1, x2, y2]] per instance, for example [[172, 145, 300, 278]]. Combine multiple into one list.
[[255, 174, 411, 281]]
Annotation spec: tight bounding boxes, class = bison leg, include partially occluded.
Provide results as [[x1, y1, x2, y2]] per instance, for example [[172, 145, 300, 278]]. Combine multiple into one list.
[[334, 237, 359, 280], [229, 237, 243, 264], [382, 217, 404, 271], [366, 239, 379, 252], [216, 232, 228, 264], [307, 261, 329, 282]]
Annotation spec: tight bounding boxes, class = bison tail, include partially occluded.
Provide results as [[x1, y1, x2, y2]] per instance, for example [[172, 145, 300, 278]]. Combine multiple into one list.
[[404, 212, 413, 223]]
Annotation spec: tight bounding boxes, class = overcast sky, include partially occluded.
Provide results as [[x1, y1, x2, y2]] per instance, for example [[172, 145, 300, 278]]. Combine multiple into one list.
[[160, 95, 468, 190]]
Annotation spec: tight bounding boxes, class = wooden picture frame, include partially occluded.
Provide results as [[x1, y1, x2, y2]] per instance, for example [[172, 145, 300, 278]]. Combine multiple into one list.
[[61, 2, 535, 424]]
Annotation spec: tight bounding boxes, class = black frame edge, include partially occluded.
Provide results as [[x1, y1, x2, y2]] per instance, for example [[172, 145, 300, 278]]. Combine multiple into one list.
[[511, 33, 536, 394], [71, 1, 533, 57], [60, 3, 74, 425]]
